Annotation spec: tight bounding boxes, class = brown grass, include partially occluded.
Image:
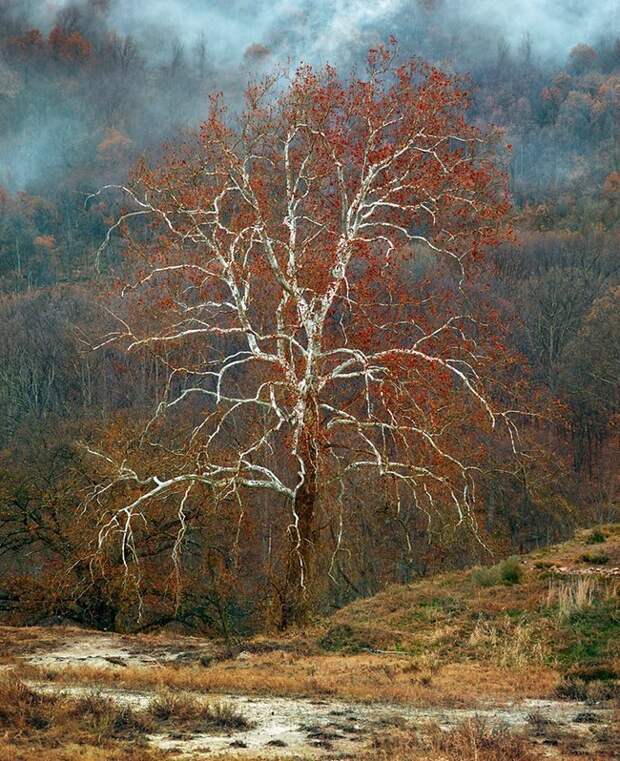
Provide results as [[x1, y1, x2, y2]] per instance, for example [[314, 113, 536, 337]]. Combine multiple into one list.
[[365, 716, 619, 761], [546, 575, 606, 619], [0, 673, 150, 738], [0, 745, 167, 761], [147, 690, 250, 729], [0, 671, 257, 761], [35, 653, 558, 706], [0, 673, 166, 760], [368, 718, 545, 761]]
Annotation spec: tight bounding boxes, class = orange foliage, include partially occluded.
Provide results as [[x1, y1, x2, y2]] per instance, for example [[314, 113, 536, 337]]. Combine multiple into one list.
[[33, 235, 56, 250], [48, 26, 92, 63]]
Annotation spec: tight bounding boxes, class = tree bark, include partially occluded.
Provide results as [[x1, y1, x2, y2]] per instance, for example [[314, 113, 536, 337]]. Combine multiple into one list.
[[280, 421, 319, 628]]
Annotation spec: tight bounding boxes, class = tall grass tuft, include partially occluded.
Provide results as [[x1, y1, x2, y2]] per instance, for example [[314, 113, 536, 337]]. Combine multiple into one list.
[[547, 576, 598, 620], [147, 690, 250, 730], [471, 557, 524, 588]]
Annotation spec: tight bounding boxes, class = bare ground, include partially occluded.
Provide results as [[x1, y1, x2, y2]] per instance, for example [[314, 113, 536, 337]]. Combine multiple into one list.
[[0, 625, 614, 759]]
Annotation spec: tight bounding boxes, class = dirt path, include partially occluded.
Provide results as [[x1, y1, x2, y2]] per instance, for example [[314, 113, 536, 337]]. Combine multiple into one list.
[[26, 633, 199, 669], [29, 680, 612, 758]]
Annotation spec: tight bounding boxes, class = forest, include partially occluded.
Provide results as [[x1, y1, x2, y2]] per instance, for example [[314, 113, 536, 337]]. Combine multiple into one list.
[[0, 0, 617, 637]]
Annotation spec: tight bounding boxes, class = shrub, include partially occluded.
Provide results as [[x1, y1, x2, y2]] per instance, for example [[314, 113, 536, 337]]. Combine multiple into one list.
[[471, 566, 501, 588], [580, 552, 609, 565], [68, 693, 154, 737], [499, 557, 523, 585], [471, 557, 523, 588], [319, 623, 371, 653], [370, 718, 543, 760], [555, 675, 618, 702], [201, 701, 250, 730], [526, 712, 560, 739], [586, 529, 606, 544], [147, 691, 249, 730], [428, 718, 540, 760], [147, 691, 197, 722]]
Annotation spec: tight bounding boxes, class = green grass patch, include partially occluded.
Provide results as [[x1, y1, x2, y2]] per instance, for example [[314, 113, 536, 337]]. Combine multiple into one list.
[[557, 599, 620, 668], [471, 557, 524, 588], [580, 552, 609, 565]]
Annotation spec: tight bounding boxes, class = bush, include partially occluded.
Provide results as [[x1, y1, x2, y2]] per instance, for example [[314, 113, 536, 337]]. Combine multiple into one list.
[[147, 691, 249, 730], [580, 552, 609, 565], [471, 566, 501, 588], [586, 529, 606, 545], [370, 718, 543, 760], [471, 557, 523, 588], [526, 712, 560, 739], [68, 693, 154, 737], [555, 675, 618, 702], [499, 557, 523, 585], [319, 623, 372, 653]]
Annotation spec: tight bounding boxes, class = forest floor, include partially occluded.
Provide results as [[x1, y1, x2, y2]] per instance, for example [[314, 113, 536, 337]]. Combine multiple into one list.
[[0, 524, 618, 760]]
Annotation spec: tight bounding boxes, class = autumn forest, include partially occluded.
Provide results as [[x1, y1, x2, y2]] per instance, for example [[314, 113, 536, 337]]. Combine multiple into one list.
[[0, 0, 618, 639]]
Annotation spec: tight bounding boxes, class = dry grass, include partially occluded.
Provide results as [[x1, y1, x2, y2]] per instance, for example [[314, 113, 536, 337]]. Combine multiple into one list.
[[147, 690, 250, 729], [467, 619, 548, 668], [0, 745, 167, 761], [34, 653, 558, 706], [366, 716, 618, 761], [0, 673, 250, 760], [0, 673, 59, 732], [364, 718, 545, 761], [547, 575, 599, 619], [545, 574, 618, 623], [0, 673, 149, 739], [0, 673, 166, 760], [66, 691, 154, 737]]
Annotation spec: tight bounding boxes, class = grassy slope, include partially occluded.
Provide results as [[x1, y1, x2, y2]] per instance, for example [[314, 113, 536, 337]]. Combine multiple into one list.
[[315, 524, 620, 695], [326, 525, 619, 645]]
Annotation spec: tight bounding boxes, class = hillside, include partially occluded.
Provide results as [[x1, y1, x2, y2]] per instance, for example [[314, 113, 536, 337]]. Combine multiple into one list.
[[0, 4, 617, 759], [323, 525, 620, 678]]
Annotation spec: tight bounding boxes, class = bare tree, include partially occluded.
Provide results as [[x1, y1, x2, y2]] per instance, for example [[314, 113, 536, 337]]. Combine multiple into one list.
[[88, 48, 519, 624]]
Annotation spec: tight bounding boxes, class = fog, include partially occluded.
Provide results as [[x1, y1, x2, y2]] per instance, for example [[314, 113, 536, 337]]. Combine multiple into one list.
[[0, 0, 617, 191], [11, 0, 619, 63]]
